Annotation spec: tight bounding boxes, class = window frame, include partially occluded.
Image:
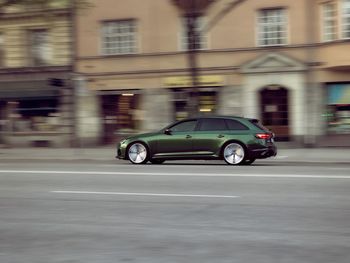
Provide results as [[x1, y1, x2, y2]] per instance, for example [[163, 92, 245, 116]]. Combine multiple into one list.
[[256, 8, 288, 47], [341, 0, 350, 39], [179, 15, 208, 51], [101, 19, 137, 55], [322, 2, 337, 42], [28, 29, 51, 67]]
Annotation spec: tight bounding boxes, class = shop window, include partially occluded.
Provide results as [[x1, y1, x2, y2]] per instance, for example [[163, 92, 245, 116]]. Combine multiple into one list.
[[101, 93, 141, 143], [9, 98, 59, 132], [172, 88, 217, 121], [199, 90, 216, 114], [326, 84, 350, 134]]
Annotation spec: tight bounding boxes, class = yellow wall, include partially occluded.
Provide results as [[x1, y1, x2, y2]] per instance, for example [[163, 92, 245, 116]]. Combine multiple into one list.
[[0, 4, 72, 68]]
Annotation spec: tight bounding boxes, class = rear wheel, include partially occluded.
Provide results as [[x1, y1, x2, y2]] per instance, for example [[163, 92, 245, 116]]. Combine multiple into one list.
[[223, 142, 246, 165], [127, 142, 149, 164], [150, 159, 165, 164]]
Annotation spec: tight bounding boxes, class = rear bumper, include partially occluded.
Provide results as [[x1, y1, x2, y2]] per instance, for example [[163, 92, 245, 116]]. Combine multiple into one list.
[[249, 145, 277, 159]]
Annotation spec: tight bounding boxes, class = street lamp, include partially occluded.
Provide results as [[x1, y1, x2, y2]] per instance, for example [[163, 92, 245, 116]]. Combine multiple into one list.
[[172, 0, 215, 117]]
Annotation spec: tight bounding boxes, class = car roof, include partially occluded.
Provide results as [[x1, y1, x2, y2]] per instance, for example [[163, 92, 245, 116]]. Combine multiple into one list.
[[189, 115, 252, 121]]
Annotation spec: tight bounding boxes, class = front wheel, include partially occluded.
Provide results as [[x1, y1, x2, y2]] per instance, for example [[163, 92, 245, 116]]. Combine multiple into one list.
[[127, 142, 149, 164], [223, 142, 246, 165]]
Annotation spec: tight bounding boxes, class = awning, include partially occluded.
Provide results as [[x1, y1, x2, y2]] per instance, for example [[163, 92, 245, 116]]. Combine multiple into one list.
[[0, 80, 59, 99]]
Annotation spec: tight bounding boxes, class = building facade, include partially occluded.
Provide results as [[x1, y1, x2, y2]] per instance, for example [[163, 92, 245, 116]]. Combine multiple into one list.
[[75, 0, 350, 146], [0, 1, 73, 147]]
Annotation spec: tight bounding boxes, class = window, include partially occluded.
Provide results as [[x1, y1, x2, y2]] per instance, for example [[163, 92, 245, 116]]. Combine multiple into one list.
[[226, 119, 249, 130], [180, 16, 207, 50], [102, 20, 137, 55], [199, 119, 227, 131], [342, 0, 350, 38], [322, 2, 337, 41], [0, 33, 4, 67], [170, 120, 197, 132], [257, 8, 287, 46], [9, 99, 59, 132], [29, 29, 51, 66]]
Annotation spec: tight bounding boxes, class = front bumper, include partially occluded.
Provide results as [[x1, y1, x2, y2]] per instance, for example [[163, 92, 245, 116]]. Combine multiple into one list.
[[116, 141, 127, 159]]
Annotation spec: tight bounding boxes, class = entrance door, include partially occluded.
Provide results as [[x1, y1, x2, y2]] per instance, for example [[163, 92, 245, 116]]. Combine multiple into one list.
[[101, 94, 139, 144], [260, 86, 289, 141]]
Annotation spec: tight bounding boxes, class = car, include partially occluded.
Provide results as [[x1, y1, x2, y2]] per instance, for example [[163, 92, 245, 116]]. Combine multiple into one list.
[[116, 116, 277, 165]]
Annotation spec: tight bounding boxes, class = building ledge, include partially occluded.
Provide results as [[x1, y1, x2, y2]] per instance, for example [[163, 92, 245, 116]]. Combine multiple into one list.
[[0, 65, 72, 75]]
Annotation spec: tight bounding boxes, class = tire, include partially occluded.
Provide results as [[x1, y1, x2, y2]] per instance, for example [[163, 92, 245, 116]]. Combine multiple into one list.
[[127, 142, 149, 164], [241, 158, 256, 165], [222, 142, 246, 165], [150, 159, 165, 164]]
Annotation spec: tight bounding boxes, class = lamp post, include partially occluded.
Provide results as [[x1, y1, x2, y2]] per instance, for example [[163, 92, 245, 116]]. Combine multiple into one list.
[[172, 0, 215, 117]]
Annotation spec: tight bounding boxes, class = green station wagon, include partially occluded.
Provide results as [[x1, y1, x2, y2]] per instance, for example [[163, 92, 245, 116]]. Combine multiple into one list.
[[116, 116, 277, 165]]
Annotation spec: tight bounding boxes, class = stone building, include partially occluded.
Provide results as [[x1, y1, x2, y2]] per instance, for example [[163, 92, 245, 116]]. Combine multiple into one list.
[[74, 0, 350, 146], [0, 1, 73, 147]]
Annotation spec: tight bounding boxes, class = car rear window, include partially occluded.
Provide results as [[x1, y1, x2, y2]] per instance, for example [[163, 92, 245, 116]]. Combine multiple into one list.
[[225, 119, 249, 130], [249, 119, 270, 131]]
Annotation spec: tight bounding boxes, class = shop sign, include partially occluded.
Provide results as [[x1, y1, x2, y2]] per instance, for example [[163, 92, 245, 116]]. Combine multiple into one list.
[[163, 75, 224, 88]]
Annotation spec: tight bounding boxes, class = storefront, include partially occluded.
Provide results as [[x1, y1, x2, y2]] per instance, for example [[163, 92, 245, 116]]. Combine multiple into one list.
[[163, 75, 224, 120], [98, 90, 142, 144], [325, 83, 350, 134], [0, 79, 69, 147]]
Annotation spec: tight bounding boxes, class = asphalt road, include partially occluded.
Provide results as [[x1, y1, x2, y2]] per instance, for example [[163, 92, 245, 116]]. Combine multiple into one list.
[[0, 160, 350, 263]]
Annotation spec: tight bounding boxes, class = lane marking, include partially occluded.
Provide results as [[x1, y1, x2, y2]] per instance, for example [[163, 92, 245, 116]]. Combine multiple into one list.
[[51, 190, 240, 199], [0, 170, 350, 179]]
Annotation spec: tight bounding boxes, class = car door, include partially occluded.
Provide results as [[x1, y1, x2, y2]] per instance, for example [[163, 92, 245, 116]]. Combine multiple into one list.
[[154, 119, 198, 157], [192, 118, 229, 156]]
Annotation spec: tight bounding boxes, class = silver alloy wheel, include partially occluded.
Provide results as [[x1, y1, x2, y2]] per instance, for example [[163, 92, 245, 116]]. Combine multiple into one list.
[[223, 143, 245, 165], [128, 143, 148, 164]]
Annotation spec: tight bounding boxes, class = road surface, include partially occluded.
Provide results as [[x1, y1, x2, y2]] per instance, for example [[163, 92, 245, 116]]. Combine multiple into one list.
[[0, 160, 349, 263]]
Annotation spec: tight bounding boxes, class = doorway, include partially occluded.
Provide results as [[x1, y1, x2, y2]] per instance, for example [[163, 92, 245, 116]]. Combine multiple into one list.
[[260, 86, 289, 141]]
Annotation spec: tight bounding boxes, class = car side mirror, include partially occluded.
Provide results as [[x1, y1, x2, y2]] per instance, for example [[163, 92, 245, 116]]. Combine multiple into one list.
[[164, 129, 172, 135]]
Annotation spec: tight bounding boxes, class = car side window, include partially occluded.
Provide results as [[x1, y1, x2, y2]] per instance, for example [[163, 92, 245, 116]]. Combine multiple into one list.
[[225, 119, 249, 130], [170, 120, 197, 132], [199, 119, 228, 131]]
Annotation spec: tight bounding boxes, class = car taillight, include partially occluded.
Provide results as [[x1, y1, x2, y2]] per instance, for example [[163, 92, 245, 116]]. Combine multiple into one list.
[[255, 133, 272, 140]]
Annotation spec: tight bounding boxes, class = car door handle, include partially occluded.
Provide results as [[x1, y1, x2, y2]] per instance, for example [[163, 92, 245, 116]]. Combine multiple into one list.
[[186, 135, 192, 139], [218, 134, 225, 138]]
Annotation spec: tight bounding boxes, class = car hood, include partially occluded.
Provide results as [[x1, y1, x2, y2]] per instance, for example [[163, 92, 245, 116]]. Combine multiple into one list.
[[124, 131, 160, 141]]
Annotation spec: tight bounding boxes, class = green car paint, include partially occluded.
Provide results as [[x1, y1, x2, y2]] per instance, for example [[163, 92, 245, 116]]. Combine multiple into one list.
[[116, 116, 277, 165]]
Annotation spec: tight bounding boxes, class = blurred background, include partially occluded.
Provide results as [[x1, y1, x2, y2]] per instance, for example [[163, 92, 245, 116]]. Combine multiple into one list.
[[0, 0, 350, 148]]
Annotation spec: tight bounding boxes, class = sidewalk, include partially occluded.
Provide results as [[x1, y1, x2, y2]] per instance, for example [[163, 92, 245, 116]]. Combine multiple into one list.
[[1, 145, 350, 164]]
